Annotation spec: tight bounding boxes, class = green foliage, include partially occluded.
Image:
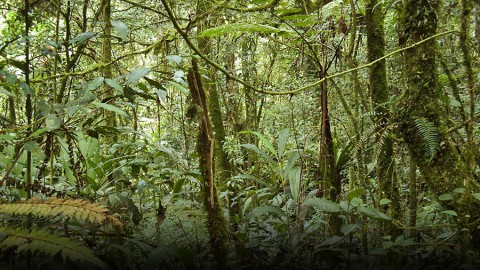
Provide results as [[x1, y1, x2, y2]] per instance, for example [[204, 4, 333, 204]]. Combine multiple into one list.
[[413, 117, 440, 162], [0, 227, 108, 268]]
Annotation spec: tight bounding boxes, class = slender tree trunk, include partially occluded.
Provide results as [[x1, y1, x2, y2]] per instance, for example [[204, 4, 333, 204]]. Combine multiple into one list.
[[187, 59, 229, 270], [365, 0, 400, 236]]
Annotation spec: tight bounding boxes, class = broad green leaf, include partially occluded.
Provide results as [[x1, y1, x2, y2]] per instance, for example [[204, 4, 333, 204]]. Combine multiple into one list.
[[347, 188, 363, 201], [441, 210, 457, 217], [126, 67, 151, 85], [240, 143, 276, 165], [0, 134, 15, 141], [242, 197, 252, 216], [320, 235, 344, 246], [105, 78, 123, 94], [439, 193, 453, 201], [45, 114, 61, 130], [144, 77, 165, 90], [304, 198, 342, 213], [288, 166, 301, 201], [341, 223, 360, 236], [357, 206, 390, 220], [240, 131, 277, 157], [170, 81, 188, 94], [111, 20, 129, 40], [453, 188, 465, 194], [166, 55, 182, 64], [277, 128, 289, 158], [379, 198, 392, 205], [84, 77, 104, 92], [473, 193, 480, 201], [172, 178, 185, 196], [92, 102, 129, 117], [284, 151, 300, 173], [233, 174, 271, 187], [19, 82, 34, 95], [69, 32, 95, 44], [198, 23, 282, 37], [0, 87, 15, 97], [246, 206, 287, 219]]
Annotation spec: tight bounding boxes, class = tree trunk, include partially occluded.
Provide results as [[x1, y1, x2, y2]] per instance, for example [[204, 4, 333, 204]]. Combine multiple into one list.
[[365, 0, 400, 236], [399, 0, 479, 254], [187, 59, 229, 270]]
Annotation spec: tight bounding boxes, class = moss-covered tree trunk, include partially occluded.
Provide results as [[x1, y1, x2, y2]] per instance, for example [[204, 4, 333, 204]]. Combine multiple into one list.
[[187, 59, 229, 270], [399, 0, 479, 253], [365, 0, 400, 235]]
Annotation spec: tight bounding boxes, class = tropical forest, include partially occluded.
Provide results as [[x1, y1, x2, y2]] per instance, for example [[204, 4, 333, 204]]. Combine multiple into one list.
[[0, 0, 479, 269]]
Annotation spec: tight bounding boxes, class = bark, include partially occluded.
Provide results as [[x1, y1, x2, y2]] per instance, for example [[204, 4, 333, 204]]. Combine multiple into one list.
[[365, 0, 400, 236], [400, 0, 479, 253], [187, 59, 229, 270]]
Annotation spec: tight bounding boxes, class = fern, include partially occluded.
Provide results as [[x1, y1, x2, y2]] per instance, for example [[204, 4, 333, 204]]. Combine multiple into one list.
[[0, 197, 123, 228], [413, 117, 440, 162], [0, 227, 107, 268]]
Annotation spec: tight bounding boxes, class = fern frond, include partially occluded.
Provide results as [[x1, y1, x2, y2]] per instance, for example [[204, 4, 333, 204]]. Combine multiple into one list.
[[0, 227, 107, 268], [0, 197, 123, 228], [413, 117, 440, 162]]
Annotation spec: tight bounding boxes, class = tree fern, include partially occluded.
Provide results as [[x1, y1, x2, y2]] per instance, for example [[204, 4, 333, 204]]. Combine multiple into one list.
[[413, 117, 440, 162], [0, 197, 123, 228], [0, 227, 107, 268]]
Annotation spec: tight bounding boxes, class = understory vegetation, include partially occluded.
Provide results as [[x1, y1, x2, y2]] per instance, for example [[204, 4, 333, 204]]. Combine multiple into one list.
[[0, 0, 479, 269]]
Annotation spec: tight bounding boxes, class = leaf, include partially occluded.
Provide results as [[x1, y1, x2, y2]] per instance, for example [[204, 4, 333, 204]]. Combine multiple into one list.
[[277, 128, 289, 158], [453, 188, 465, 194], [379, 198, 392, 205], [199, 23, 283, 37], [441, 210, 457, 217], [320, 235, 344, 246], [19, 82, 34, 95], [69, 32, 95, 45], [472, 193, 480, 201], [0, 227, 107, 268], [240, 131, 277, 157], [346, 188, 363, 201], [105, 78, 123, 94], [126, 67, 151, 85], [45, 114, 61, 130], [111, 20, 129, 40], [288, 166, 301, 202], [438, 193, 453, 201], [241, 197, 252, 217], [92, 102, 129, 117], [357, 206, 390, 220], [84, 77, 104, 92], [240, 144, 276, 165], [0, 87, 15, 97], [166, 55, 182, 64], [413, 117, 439, 162], [233, 174, 271, 187], [246, 206, 287, 219], [341, 224, 360, 236], [304, 198, 342, 213]]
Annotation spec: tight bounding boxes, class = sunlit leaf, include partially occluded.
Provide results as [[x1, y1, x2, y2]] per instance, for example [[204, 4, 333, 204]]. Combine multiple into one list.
[[112, 20, 129, 40], [92, 102, 129, 117], [277, 128, 289, 158], [166, 55, 181, 64], [69, 32, 95, 44], [304, 198, 342, 213], [105, 78, 123, 94], [357, 206, 390, 220], [126, 68, 151, 85], [439, 193, 453, 201], [441, 210, 457, 217]]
